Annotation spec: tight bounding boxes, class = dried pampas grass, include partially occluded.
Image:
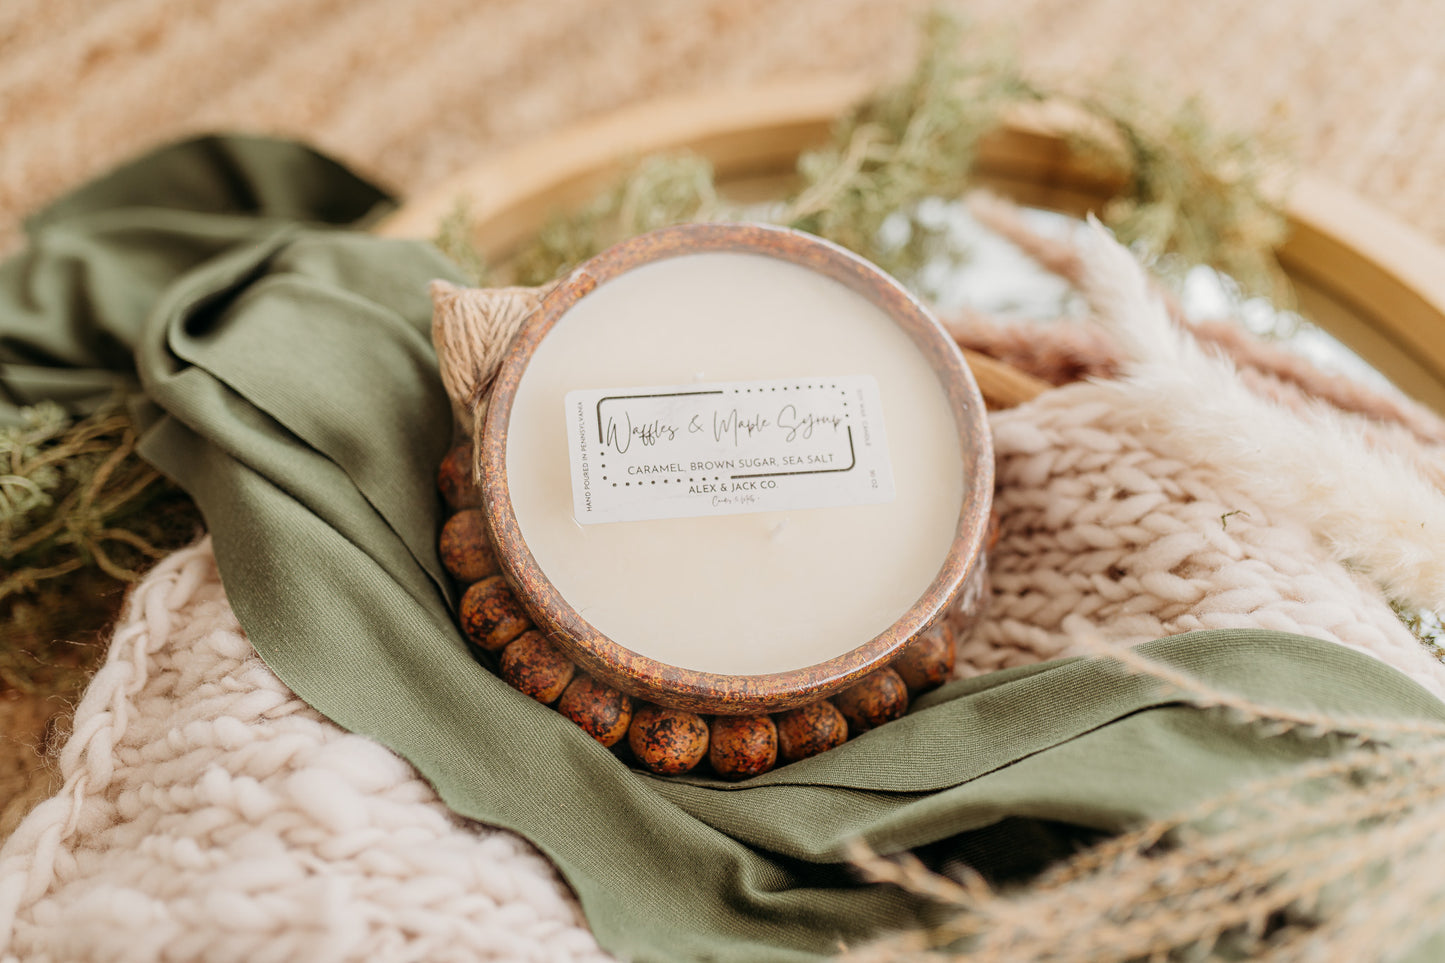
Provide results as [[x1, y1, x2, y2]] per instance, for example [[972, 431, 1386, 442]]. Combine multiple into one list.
[[841, 644, 1445, 963], [1078, 220, 1445, 616]]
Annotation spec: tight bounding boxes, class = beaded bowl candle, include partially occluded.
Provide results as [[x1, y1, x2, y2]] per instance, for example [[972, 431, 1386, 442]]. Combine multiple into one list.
[[435, 222, 993, 775], [485, 222, 989, 696]]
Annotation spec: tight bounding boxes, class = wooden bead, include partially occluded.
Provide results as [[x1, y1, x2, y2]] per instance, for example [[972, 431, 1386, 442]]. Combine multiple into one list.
[[557, 674, 633, 747], [628, 704, 710, 774], [833, 668, 909, 735], [459, 576, 530, 652], [499, 630, 575, 704], [774, 700, 848, 763], [437, 443, 481, 510], [893, 622, 956, 694], [439, 508, 500, 583], [708, 715, 777, 780]]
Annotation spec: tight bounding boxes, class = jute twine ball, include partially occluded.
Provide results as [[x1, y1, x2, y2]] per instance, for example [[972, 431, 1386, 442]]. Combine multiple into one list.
[[709, 715, 778, 780], [628, 705, 710, 774]]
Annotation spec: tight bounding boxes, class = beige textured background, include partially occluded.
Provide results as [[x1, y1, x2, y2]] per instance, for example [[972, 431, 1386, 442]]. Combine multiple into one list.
[[2, 0, 1444, 256]]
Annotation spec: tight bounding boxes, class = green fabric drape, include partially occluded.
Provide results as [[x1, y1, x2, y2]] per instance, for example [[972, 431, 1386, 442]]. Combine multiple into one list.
[[4, 136, 1442, 962]]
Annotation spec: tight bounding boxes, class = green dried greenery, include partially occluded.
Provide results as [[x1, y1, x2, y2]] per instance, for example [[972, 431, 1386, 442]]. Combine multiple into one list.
[[456, 9, 1289, 305], [1392, 600, 1445, 663], [434, 199, 489, 286], [509, 155, 720, 287], [1, 400, 201, 695], [1075, 87, 1292, 304], [780, 11, 1036, 281]]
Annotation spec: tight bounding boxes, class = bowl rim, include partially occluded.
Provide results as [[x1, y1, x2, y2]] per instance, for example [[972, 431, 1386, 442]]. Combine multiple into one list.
[[479, 221, 994, 714]]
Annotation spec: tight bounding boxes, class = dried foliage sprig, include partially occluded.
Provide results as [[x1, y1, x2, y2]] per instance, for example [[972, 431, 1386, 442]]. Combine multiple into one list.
[[510, 155, 719, 287], [434, 199, 489, 286], [1392, 601, 1445, 661], [1070, 87, 1291, 305], [778, 10, 1038, 281], [1, 400, 201, 695], [468, 9, 1289, 305]]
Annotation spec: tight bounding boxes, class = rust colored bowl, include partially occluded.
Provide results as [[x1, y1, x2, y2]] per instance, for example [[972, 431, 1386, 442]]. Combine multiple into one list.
[[479, 222, 992, 714]]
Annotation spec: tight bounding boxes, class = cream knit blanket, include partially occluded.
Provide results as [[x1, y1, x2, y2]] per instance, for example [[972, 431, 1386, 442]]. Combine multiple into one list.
[[0, 541, 610, 963], [4, 232, 1444, 961]]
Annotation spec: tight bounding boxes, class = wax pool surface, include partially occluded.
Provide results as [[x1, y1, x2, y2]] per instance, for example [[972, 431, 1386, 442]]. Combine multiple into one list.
[[506, 251, 967, 676]]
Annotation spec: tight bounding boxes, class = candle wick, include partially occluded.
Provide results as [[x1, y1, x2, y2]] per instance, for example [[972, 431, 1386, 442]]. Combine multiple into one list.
[[770, 519, 789, 540]]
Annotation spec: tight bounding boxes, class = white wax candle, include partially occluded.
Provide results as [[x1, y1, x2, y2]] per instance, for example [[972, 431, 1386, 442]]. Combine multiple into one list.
[[505, 250, 966, 676]]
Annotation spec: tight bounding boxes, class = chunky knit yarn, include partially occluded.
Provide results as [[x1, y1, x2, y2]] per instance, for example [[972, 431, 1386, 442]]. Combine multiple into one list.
[[970, 382, 1445, 695], [0, 543, 609, 963]]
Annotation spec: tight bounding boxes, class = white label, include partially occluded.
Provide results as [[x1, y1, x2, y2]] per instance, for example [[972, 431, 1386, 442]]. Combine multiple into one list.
[[564, 376, 895, 524]]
